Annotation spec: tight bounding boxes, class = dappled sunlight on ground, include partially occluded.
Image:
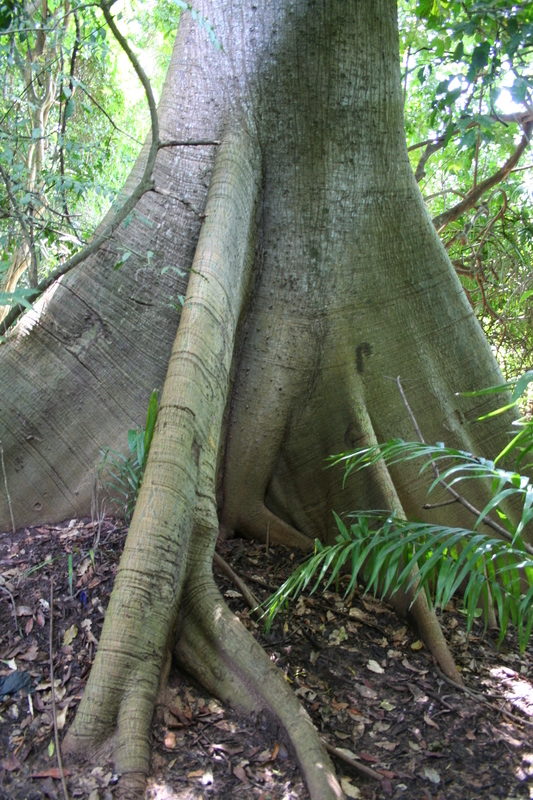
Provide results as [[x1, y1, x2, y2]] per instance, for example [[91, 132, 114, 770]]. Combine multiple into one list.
[[490, 665, 533, 717]]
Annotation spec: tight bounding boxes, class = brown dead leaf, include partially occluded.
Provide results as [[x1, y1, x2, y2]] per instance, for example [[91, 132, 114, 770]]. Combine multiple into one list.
[[402, 658, 427, 674], [188, 769, 204, 779], [331, 699, 349, 711], [36, 608, 45, 628], [233, 764, 249, 784], [30, 768, 71, 779], [376, 740, 398, 751], [359, 752, 382, 763], [164, 731, 176, 749], [424, 713, 440, 730], [25, 617, 34, 635], [19, 643, 38, 662], [354, 683, 377, 700], [2, 754, 21, 772], [56, 704, 69, 730], [16, 605, 33, 617]]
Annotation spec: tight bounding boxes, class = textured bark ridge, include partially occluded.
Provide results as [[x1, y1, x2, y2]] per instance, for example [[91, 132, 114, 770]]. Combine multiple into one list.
[[1, 1, 518, 798]]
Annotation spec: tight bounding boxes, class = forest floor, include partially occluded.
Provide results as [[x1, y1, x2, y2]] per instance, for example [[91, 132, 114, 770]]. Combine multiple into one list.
[[1, 516, 533, 800]]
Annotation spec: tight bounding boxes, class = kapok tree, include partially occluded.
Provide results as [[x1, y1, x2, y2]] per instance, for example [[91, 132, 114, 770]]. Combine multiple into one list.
[[0, 2, 521, 798]]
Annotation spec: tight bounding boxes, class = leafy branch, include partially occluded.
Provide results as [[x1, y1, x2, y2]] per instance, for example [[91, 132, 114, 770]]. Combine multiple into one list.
[[0, 1, 221, 337]]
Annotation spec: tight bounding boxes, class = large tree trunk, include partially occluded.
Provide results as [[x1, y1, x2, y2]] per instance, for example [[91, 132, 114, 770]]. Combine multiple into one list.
[[1, 1, 517, 797]]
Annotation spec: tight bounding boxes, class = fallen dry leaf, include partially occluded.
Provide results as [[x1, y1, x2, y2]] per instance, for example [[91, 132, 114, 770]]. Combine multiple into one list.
[[411, 640, 424, 651], [63, 624, 78, 646], [354, 684, 377, 700], [233, 764, 249, 784], [19, 643, 38, 662], [340, 776, 361, 798], [56, 704, 69, 730], [30, 768, 71, 779], [375, 740, 398, 751], [164, 731, 176, 749], [423, 766, 441, 784], [2, 754, 21, 772], [424, 713, 440, 730], [188, 769, 204, 779], [367, 659, 384, 674]]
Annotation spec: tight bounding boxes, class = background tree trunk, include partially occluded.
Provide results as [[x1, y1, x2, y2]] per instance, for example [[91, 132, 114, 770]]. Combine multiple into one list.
[[1, 1, 519, 796]]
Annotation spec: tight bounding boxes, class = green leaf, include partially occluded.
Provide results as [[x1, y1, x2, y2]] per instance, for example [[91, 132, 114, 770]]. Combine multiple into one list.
[[64, 98, 75, 119]]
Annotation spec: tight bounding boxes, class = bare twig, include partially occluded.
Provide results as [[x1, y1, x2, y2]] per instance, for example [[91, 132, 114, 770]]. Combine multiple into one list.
[[158, 139, 220, 148], [49, 581, 70, 800], [213, 551, 261, 612], [435, 666, 533, 729], [0, 440, 16, 534], [322, 739, 383, 782]]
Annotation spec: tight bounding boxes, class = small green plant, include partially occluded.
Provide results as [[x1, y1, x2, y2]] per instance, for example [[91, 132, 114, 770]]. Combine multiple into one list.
[[68, 554, 73, 596], [99, 390, 158, 521], [263, 376, 533, 652]]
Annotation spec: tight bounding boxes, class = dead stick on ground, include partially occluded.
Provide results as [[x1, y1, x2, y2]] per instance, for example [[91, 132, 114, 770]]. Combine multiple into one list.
[[49, 581, 70, 800], [213, 551, 261, 612], [435, 666, 533, 729], [322, 739, 383, 782]]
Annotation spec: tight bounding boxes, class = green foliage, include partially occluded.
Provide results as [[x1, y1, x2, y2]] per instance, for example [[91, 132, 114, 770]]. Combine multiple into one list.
[[264, 377, 533, 652], [99, 389, 158, 520], [400, 1, 533, 376], [264, 512, 533, 652], [0, 0, 180, 313]]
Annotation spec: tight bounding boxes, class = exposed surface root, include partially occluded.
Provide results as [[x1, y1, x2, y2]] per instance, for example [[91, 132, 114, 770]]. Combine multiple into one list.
[[174, 566, 344, 800]]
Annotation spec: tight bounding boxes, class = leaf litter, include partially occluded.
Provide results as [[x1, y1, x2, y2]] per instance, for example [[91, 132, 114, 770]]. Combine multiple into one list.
[[1, 518, 533, 798]]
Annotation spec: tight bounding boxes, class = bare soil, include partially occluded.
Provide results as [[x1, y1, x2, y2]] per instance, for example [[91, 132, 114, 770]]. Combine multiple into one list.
[[1, 517, 533, 800]]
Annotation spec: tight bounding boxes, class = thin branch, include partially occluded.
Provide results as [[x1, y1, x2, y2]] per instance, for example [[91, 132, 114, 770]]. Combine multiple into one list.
[[432, 122, 533, 232], [415, 139, 445, 183], [158, 139, 221, 148], [0, 164, 38, 274], [322, 739, 382, 782], [79, 84, 143, 144], [213, 551, 261, 612]]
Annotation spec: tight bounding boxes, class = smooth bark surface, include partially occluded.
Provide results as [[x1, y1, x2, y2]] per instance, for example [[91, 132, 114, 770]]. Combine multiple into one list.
[[1, 1, 518, 797]]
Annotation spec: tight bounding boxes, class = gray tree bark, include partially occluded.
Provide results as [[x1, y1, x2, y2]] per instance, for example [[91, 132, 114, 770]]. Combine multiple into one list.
[[1, 2, 516, 797]]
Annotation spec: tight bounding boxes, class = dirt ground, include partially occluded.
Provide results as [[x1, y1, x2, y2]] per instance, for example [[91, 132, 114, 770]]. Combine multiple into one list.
[[1, 516, 533, 800]]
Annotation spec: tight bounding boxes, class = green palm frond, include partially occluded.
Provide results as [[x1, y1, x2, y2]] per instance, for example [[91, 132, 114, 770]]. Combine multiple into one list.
[[263, 513, 533, 652]]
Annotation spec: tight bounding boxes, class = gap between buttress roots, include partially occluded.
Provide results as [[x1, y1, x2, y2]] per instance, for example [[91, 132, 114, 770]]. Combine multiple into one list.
[[173, 554, 344, 800]]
